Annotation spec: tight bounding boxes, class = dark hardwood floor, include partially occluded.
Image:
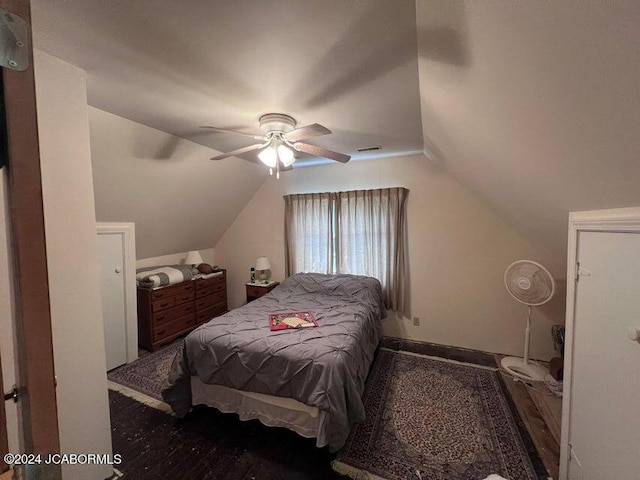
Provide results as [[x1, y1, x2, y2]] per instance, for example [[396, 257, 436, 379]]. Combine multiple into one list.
[[380, 336, 497, 367], [110, 390, 349, 480]]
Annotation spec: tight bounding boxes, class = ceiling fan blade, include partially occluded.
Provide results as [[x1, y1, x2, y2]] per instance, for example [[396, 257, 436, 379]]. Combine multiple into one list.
[[200, 126, 265, 140], [210, 143, 265, 161], [283, 123, 331, 143], [293, 143, 351, 163]]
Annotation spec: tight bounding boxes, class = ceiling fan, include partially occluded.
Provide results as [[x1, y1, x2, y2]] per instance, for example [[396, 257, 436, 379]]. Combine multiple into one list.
[[201, 113, 351, 178]]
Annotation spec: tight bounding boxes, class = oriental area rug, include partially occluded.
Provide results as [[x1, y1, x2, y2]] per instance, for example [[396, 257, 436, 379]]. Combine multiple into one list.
[[107, 340, 182, 400], [332, 349, 545, 480]]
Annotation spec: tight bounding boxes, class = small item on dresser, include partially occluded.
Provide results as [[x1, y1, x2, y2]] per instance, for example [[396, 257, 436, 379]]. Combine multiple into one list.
[[197, 263, 213, 274], [250, 267, 255, 283], [269, 311, 317, 331]]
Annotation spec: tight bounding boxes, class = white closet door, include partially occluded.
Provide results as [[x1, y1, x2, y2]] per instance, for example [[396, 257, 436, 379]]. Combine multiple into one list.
[[569, 231, 640, 479], [98, 233, 127, 370]]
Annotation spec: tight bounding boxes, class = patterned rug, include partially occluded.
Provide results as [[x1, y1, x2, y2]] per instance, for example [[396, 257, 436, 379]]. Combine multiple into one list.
[[333, 349, 544, 480], [107, 340, 182, 400]]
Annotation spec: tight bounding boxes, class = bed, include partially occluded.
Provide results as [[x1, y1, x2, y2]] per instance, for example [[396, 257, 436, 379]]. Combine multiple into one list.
[[162, 272, 385, 451]]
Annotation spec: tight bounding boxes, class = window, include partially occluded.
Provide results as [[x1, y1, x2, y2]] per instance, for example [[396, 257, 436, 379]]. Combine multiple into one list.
[[284, 187, 408, 312]]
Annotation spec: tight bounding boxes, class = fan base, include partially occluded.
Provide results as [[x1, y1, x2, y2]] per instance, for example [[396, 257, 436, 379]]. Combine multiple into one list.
[[259, 113, 296, 135], [500, 356, 548, 382]]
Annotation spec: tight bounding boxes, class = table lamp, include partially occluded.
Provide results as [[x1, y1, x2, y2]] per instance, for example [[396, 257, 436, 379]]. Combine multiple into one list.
[[255, 256, 271, 282], [185, 250, 203, 268]]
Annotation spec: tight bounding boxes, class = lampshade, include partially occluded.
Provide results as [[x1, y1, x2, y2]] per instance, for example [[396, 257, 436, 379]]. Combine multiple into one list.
[[255, 256, 271, 271], [277, 144, 295, 167], [258, 145, 277, 167], [185, 250, 203, 265]]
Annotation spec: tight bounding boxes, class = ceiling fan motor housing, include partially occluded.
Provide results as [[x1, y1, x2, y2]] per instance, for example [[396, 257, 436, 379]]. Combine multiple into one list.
[[259, 113, 296, 136]]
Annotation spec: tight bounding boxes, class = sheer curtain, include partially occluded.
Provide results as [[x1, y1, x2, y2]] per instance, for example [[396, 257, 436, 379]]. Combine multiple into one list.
[[284, 193, 335, 275], [284, 187, 408, 313], [336, 187, 408, 312]]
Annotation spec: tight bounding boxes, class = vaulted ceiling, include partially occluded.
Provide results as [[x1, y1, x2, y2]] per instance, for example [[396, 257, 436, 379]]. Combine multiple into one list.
[[31, 1, 640, 265], [31, 0, 423, 163]]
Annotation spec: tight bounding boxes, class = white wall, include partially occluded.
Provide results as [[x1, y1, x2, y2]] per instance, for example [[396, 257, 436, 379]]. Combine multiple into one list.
[[137, 247, 215, 269], [34, 50, 113, 480], [214, 155, 564, 360]]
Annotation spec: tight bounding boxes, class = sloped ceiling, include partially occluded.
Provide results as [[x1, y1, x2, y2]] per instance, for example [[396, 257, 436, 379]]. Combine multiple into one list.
[[88, 107, 266, 259], [31, 0, 423, 163], [30, 1, 640, 265], [416, 1, 640, 268]]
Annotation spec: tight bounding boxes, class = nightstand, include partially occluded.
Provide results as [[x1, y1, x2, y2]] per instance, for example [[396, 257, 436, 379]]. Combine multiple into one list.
[[246, 281, 279, 303]]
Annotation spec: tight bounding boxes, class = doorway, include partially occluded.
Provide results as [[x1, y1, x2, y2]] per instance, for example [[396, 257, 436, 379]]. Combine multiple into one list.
[[97, 223, 138, 371], [561, 208, 640, 480]]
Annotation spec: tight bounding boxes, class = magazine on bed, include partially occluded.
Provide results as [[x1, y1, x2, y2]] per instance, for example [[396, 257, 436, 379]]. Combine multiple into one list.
[[269, 311, 318, 331]]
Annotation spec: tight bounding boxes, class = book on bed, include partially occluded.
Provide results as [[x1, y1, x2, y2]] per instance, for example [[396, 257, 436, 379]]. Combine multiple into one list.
[[269, 311, 318, 331]]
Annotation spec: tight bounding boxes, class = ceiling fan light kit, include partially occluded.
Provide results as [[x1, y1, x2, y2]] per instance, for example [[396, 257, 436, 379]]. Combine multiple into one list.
[[203, 113, 351, 176], [501, 260, 556, 383]]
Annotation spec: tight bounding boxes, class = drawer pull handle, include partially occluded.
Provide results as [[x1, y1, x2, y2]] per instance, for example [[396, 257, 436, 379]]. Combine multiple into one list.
[[157, 329, 166, 336], [185, 285, 193, 291], [156, 315, 165, 322], [159, 302, 169, 308], [185, 305, 193, 311]]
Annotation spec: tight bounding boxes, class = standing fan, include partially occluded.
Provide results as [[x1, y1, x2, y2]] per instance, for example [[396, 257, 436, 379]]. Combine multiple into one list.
[[502, 260, 555, 382]]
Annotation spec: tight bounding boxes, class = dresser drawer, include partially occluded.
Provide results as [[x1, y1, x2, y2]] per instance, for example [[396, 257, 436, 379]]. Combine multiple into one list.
[[151, 282, 195, 301], [174, 290, 195, 306], [246, 286, 268, 298], [195, 303, 227, 324], [197, 274, 226, 290], [153, 313, 195, 342], [195, 290, 226, 310], [196, 285, 224, 298], [152, 297, 175, 312], [152, 302, 196, 326]]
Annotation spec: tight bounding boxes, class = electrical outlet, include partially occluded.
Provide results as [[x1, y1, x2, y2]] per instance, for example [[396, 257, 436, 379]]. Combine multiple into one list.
[[413, 316, 420, 326]]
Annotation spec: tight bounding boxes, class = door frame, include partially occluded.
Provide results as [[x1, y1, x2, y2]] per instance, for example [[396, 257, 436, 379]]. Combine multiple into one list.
[[96, 223, 138, 364], [1, 0, 60, 473], [560, 206, 640, 480]]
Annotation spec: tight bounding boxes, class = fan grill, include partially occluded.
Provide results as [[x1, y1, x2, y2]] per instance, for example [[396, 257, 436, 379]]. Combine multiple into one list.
[[505, 261, 554, 306]]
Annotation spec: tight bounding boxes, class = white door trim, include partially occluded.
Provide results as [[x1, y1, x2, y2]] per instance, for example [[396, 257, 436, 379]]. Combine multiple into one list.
[[96, 222, 138, 364], [560, 207, 640, 480]]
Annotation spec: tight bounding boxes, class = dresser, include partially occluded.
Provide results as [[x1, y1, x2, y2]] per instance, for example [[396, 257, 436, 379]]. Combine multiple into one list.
[[137, 270, 227, 351]]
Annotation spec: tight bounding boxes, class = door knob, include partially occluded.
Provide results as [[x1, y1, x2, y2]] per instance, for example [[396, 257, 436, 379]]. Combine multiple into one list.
[[115, 267, 122, 274], [627, 327, 640, 342]]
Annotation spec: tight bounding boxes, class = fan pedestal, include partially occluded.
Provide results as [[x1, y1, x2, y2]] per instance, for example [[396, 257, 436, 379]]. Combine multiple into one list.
[[500, 356, 548, 382]]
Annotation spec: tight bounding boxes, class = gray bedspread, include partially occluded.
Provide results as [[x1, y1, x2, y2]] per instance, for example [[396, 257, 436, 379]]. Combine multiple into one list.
[[162, 272, 385, 451]]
